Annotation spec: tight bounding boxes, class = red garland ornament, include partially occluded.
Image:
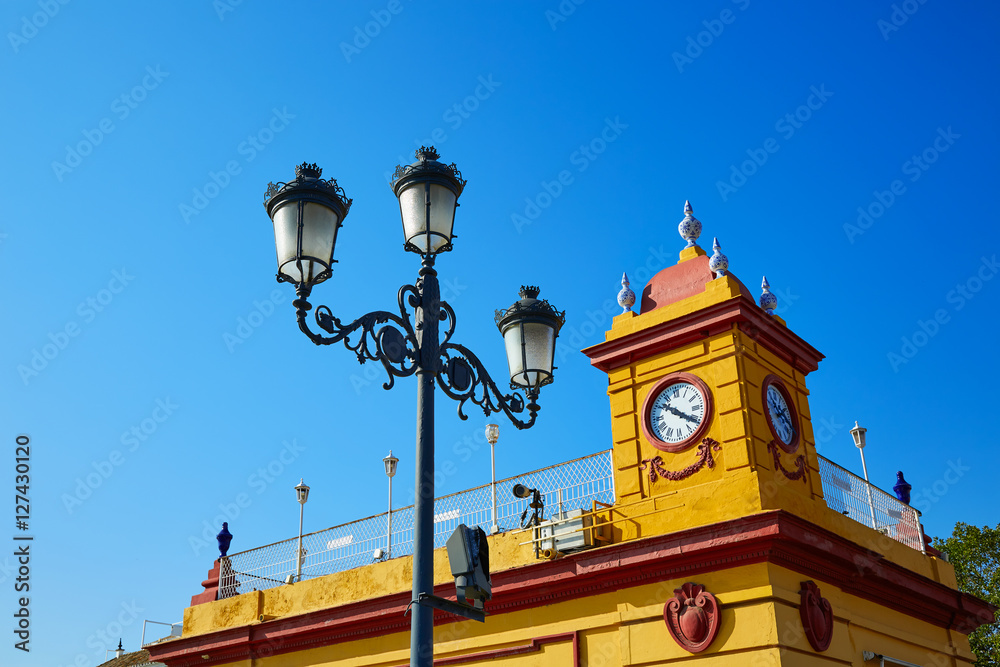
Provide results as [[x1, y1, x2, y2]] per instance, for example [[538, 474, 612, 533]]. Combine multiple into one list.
[[663, 583, 721, 653], [799, 580, 833, 652]]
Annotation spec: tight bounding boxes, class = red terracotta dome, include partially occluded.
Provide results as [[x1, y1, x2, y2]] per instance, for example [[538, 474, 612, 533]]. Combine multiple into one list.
[[639, 254, 751, 314]]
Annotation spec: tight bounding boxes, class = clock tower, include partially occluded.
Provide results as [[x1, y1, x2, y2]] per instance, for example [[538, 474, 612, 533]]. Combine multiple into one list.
[[584, 202, 828, 539]]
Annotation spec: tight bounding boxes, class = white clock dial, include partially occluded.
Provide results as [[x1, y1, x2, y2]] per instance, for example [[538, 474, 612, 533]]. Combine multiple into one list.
[[766, 384, 796, 445], [649, 381, 707, 444]]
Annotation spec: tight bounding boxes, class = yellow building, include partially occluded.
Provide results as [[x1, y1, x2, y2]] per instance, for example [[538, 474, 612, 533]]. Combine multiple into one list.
[[148, 215, 993, 666]]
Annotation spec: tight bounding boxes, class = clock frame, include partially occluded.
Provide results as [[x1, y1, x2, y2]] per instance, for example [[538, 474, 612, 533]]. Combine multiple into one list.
[[762, 374, 800, 453], [641, 372, 714, 453]]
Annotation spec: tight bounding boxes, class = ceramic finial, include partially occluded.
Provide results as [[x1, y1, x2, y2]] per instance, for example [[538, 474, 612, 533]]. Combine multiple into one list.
[[893, 471, 912, 505], [708, 237, 728, 278], [678, 200, 702, 249], [759, 276, 777, 315], [617, 272, 636, 313]]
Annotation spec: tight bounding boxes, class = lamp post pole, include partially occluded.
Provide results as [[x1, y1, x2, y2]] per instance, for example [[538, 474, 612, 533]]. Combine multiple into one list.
[[850, 421, 877, 530], [486, 424, 499, 534], [383, 451, 398, 558], [294, 479, 310, 582], [264, 148, 565, 667]]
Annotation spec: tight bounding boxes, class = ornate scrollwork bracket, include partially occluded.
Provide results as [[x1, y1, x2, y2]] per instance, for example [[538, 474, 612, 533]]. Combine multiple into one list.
[[292, 283, 421, 391], [767, 440, 808, 483], [640, 438, 721, 484], [437, 342, 537, 430]]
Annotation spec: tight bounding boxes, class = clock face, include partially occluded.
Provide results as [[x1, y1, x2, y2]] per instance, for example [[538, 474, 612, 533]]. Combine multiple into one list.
[[764, 379, 799, 450], [649, 381, 708, 446]]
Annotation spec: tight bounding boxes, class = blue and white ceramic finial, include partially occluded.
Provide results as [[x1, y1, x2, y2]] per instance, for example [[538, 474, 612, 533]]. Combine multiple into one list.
[[617, 272, 636, 313], [678, 200, 702, 248], [708, 237, 728, 278], [759, 276, 777, 315]]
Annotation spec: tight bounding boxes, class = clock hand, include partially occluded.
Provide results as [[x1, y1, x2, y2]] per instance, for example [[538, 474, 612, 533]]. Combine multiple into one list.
[[664, 405, 699, 424]]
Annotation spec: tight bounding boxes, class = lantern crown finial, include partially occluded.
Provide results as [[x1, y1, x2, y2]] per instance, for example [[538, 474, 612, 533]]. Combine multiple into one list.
[[415, 146, 440, 161], [519, 285, 540, 299], [295, 162, 322, 179]]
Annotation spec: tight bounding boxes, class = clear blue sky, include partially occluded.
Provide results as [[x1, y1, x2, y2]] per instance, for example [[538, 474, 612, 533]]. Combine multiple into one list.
[[2, 1, 998, 665]]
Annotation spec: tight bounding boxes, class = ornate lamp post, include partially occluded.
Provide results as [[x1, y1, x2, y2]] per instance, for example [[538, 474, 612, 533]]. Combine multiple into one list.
[[264, 148, 565, 667], [383, 450, 399, 558], [294, 479, 310, 582]]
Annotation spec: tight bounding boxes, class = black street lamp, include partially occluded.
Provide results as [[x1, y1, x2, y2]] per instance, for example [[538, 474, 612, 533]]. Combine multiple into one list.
[[263, 147, 564, 667]]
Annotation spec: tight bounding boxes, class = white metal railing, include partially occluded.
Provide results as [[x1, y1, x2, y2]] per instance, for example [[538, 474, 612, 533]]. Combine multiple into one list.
[[218, 450, 615, 598], [816, 454, 924, 552]]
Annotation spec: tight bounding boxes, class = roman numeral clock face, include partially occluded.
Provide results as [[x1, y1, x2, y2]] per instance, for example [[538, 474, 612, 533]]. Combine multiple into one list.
[[642, 373, 713, 452]]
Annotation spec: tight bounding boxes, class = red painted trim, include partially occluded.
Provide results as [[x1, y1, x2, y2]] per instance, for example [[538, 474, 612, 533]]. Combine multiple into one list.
[[190, 560, 221, 606], [391, 631, 579, 667], [762, 375, 800, 453], [148, 511, 994, 667], [640, 372, 714, 453], [585, 295, 825, 375]]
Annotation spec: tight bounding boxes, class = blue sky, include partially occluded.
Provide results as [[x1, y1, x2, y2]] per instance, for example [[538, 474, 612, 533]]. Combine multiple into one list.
[[2, 1, 998, 665]]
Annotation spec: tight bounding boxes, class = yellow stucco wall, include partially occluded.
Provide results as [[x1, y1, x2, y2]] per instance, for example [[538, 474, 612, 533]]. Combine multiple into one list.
[[188, 561, 976, 666]]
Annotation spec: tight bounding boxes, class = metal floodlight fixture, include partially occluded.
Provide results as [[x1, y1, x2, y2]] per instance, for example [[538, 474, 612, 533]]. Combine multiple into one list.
[[495, 286, 566, 392], [383, 450, 399, 478], [850, 420, 867, 449], [445, 524, 491, 609], [390, 146, 467, 256], [485, 424, 499, 445], [264, 163, 353, 294], [295, 479, 310, 505]]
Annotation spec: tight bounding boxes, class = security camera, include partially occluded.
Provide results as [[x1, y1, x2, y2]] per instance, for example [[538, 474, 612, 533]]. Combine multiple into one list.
[[512, 484, 534, 499]]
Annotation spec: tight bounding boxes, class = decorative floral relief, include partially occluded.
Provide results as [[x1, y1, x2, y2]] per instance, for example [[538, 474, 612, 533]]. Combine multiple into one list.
[[767, 440, 808, 483], [640, 438, 721, 483]]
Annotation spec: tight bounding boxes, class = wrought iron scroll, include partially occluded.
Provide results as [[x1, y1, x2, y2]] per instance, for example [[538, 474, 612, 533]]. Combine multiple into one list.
[[640, 438, 721, 483], [437, 342, 537, 430], [293, 283, 420, 390], [767, 440, 808, 483]]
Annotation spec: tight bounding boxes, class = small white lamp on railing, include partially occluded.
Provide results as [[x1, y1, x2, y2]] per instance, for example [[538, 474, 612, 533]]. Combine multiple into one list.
[[486, 424, 500, 534], [383, 451, 399, 559], [294, 479, 310, 582], [850, 421, 877, 530]]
